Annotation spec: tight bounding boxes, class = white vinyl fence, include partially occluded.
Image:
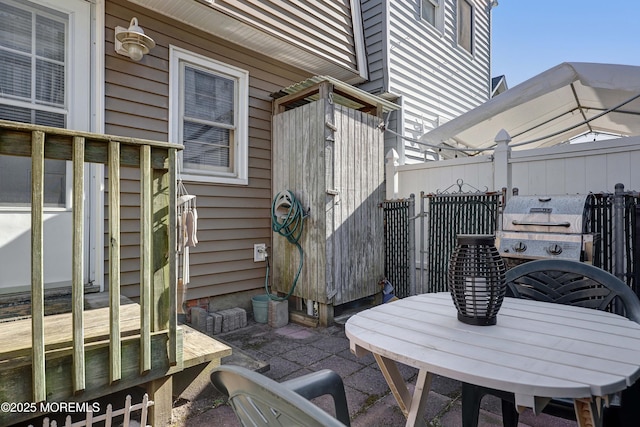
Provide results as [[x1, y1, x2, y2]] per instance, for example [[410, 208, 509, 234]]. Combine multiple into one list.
[[387, 135, 640, 199], [385, 135, 640, 293]]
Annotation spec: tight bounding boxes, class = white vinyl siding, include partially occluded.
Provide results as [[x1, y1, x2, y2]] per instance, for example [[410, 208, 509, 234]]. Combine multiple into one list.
[[170, 46, 249, 185], [359, 0, 491, 164]]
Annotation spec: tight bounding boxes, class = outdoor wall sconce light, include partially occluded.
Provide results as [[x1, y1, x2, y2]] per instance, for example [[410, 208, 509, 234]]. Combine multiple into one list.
[[448, 234, 506, 325], [115, 17, 155, 61]]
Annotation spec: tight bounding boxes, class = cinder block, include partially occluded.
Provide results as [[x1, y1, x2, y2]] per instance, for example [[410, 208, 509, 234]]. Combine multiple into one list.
[[220, 310, 230, 333], [229, 307, 244, 329], [197, 308, 209, 331], [268, 300, 288, 328], [228, 308, 239, 330], [210, 312, 223, 335], [220, 309, 237, 333], [232, 310, 240, 330], [206, 314, 214, 336], [187, 307, 197, 328], [189, 307, 208, 332], [214, 307, 248, 333], [236, 307, 247, 328]]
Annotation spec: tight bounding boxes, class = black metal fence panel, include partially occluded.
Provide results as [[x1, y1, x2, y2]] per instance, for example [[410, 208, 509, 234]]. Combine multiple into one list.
[[383, 181, 639, 299], [588, 190, 640, 295], [382, 196, 415, 298], [625, 195, 639, 294], [635, 204, 640, 296], [422, 184, 503, 293]]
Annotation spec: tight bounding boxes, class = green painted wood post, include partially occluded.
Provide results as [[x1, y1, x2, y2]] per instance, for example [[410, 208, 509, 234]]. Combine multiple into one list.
[[152, 163, 170, 333], [72, 136, 86, 392], [140, 145, 152, 374], [109, 140, 121, 383], [168, 148, 177, 365], [30, 130, 46, 403]]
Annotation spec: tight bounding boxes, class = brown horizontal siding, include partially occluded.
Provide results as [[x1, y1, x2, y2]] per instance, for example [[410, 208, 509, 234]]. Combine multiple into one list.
[[196, 207, 271, 220], [196, 228, 272, 243], [117, 59, 169, 86], [195, 239, 259, 254], [105, 98, 167, 122], [190, 185, 272, 199], [188, 276, 266, 300], [106, 111, 166, 135], [189, 263, 267, 283], [197, 218, 272, 232], [104, 70, 166, 101], [105, 0, 310, 300], [248, 157, 271, 173], [105, 83, 167, 110]]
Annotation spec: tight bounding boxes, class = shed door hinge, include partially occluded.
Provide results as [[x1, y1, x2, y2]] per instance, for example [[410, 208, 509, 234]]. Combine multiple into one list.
[[325, 121, 337, 131], [326, 189, 340, 204]]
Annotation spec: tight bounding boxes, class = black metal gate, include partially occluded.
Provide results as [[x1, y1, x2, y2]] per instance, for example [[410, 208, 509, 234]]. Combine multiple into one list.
[[382, 195, 415, 298], [421, 181, 504, 293]]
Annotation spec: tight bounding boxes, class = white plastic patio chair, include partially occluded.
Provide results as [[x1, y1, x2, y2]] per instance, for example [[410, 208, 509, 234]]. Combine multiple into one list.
[[211, 365, 350, 426]]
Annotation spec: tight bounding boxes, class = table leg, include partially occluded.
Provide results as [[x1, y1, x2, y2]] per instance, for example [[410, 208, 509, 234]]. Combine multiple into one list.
[[406, 369, 433, 427], [373, 354, 412, 416], [373, 354, 431, 427], [573, 397, 603, 427]]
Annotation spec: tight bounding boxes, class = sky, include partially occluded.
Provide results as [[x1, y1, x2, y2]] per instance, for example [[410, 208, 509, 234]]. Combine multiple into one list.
[[491, 1, 640, 88]]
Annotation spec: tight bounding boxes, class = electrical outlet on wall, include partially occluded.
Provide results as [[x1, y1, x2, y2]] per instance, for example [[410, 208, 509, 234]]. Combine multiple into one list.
[[254, 243, 267, 262]]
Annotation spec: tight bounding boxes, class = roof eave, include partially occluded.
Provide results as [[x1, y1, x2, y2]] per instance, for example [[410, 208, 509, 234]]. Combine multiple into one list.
[[127, 0, 366, 83]]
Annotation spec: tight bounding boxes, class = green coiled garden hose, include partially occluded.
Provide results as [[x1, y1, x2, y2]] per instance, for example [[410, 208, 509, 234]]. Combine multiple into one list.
[[265, 190, 308, 300]]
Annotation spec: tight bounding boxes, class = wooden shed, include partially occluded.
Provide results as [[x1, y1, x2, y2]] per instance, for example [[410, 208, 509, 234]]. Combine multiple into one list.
[[271, 76, 399, 325]]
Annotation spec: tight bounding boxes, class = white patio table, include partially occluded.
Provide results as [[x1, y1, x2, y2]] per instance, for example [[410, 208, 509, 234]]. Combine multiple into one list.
[[345, 292, 640, 427]]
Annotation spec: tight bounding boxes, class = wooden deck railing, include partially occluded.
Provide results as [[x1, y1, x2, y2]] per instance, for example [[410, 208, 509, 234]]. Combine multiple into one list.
[[0, 120, 183, 404]]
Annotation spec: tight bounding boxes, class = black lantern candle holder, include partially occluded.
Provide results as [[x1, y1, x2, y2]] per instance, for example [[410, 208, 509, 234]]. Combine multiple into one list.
[[448, 234, 506, 326]]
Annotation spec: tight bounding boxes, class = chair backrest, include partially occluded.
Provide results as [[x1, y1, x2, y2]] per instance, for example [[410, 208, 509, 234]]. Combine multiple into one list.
[[211, 365, 346, 427], [505, 259, 640, 323]]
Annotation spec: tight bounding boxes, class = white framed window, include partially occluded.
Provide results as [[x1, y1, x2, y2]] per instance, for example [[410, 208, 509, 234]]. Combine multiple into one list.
[[420, 0, 445, 33], [0, 0, 69, 207], [457, 0, 474, 53], [0, 0, 90, 208], [169, 46, 249, 185]]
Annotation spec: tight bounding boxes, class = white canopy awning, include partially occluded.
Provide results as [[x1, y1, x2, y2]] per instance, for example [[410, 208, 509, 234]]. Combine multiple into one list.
[[420, 62, 640, 152]]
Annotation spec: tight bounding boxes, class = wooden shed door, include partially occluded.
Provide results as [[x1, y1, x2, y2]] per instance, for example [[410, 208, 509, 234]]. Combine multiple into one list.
[[328, 105, 384, 304]]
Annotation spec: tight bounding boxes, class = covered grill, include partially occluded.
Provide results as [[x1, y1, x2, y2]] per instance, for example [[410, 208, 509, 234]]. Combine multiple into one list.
[[496, 195, 599, 264]]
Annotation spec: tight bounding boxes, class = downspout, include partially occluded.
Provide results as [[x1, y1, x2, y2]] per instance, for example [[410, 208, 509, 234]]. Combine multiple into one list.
[[349, 0, 369, 82]]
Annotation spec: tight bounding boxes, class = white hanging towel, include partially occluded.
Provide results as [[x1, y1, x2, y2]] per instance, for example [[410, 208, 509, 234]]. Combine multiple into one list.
[[185, 207, 198, 247], [177, 182, 198, 285]]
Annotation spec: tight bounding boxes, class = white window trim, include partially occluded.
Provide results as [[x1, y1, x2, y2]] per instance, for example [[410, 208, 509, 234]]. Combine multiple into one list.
[[169, 45, 249, 185], [420, 0, 445, 34]]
